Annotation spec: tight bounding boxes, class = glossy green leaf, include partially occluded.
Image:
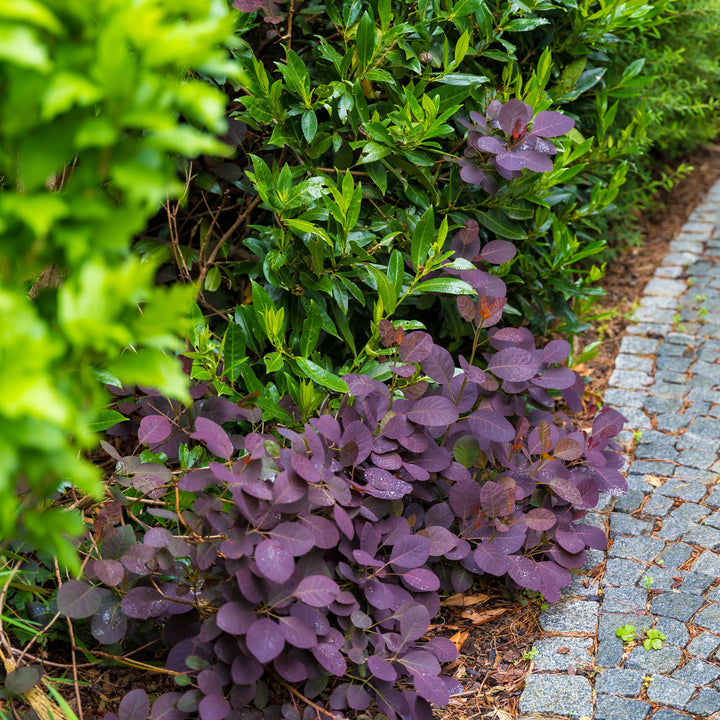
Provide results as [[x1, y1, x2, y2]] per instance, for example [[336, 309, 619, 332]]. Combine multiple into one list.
[[411, 206, 435, 270], [301, 109, 318, 142], [356, 12, 376, 70], [296, 358, 349, 393], [477, 210, 527, 240], [222, 322, 246, 384], [414, 278, 476, 295], [87, 409, 128, 433]]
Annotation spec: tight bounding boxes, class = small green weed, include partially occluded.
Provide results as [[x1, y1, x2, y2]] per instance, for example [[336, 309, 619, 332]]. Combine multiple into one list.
[[615, 624, 666, 650]]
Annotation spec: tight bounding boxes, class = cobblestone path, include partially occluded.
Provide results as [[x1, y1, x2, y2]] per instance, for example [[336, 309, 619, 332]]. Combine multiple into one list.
[[518, 180, 720, 720]]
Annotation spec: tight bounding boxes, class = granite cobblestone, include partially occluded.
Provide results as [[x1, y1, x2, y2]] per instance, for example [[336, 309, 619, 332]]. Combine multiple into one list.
[[518, 182, 720, 720]]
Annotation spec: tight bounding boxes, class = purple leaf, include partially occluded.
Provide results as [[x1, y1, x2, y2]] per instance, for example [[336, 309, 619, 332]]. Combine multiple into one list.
[[555, 527, 586, 554], [473, 135, 505, 154], [494, 151, 528, 171], [274, 650, 309, 683], [270, 522, 315, 556], [198, 695, 230, 720], [91, 596, 128, 645], [347, 685, 371, 711], [449, 478, 481, 519], [511, 149, 553, 172], [364, 579, 394, 609], [278, 615, 316, 648], [312, 643, 347, 675], [56, 580, 103, 619], [542, 339, 571, 364], [420, 345, 455, 386], [530, 110, 575, 137], [255, 539, 294, 583], [473, 542, 509, 576], [341, 420, 373, 464], [487, 347, 539, 381], [233, 0, 263, 10], [468, 410, 515, 442], [537, 561, 571, 603], [459, 161, 488, 185], [407, 396, 459, 427], [480, 481, 513, 518], [216, 601, 256, 635], [390, 536, 430, 569], [553, 437, 585, 461], [457, 296, 476, 322], [532, 367, 577, 389], [93, 559, 125, 587], [363, 468, 412, 499], [480, 240, 516, 265], [399, 604, 430, 642], [368, 654, 397, 682], [246, 618, 285, 663], [119, 689, 150, 720], [400, 649, 441, 676], [398, 332, 433, 363], [422, 526, 457, 555], [309, 415, 341, 444], [507, 556, 543, 591], [458, 355, 487, 385], [300, 515, 340, 549], [343, 374, 389, 399], [191, 417, 233, 460], [425, 637, 459, 662], [294, 575, 341, 607], [402, 568, 440, 592], [138, 415, 173, 445], [548, 477, 583, 505], [151, 693, 184, 720], [525, 508, 556, 531], [497, 99, 533, 135], [574, 523, 607, 550], [548, 545, 587, 569], [489, 326, 535, 350], [230, 655, 264, 684], [120, 587, 169, 619], [413, 671, 450, 706]]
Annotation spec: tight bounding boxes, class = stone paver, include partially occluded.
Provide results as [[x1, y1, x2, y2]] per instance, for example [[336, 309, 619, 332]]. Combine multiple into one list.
[[518, 180, 720, 719]]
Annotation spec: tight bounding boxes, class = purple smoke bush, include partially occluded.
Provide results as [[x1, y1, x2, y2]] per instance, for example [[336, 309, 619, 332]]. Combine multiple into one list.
[[62, 225, 624, 719], [458, 99, 576, 193]]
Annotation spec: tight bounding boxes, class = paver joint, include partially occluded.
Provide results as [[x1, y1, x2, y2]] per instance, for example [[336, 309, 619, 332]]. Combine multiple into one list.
[[518, 179, 720, 719]]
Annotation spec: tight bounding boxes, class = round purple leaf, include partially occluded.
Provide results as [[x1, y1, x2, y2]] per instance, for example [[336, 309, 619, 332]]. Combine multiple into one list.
[[467, 410, 515, 442], [216, 601, 255, 635], [245, 617, 285, 663], [138, 415, 173, 445], [120, 586, 169, 619], [542, 339, 571, 364], [93, 559, 125, 587], [190, 417, 233, 460], [119, 689, 150, 720], [368, 654, 397, 682], [402, 568, 440, 592], [474, 542, 510, 576], [497, 99, 533, 136], [487, 347, 539, 382], [530, 110, 575, 138], [56, 580, 103, 619], [398, 332, 433, 363], [407, 395, 459, 427], [255, 539, 295, 584], [399, 604, 430, 643], [294, 575, 341, 607], [480, 240, 516, 265], [198, 696, 230, 720], [525, 508, 557, 531]]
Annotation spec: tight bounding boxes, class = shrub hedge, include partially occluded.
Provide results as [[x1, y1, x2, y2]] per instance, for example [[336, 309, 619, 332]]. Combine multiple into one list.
[[1, 0, 720, 717]]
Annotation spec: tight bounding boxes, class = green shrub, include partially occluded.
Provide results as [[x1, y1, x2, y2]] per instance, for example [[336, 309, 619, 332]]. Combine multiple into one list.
[[0, 0, 237, 568]]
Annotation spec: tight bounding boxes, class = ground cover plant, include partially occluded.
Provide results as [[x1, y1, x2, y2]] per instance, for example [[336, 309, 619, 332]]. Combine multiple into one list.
[[2, 0, 720, 717]]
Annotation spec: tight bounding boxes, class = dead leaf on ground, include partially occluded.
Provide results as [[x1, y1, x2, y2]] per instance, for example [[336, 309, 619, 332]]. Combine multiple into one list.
[[462, 608, 506, 625], [449, 628, 470, 650], [441, 592, 491, 607], [645, 474, 663, 488]]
